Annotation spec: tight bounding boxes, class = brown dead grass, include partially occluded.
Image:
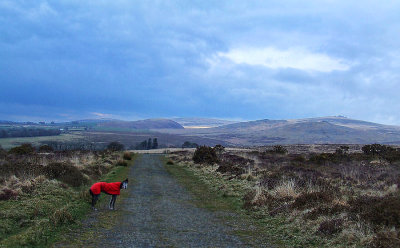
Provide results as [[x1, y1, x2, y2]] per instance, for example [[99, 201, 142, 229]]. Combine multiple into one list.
[[169, 145, 400, 247]]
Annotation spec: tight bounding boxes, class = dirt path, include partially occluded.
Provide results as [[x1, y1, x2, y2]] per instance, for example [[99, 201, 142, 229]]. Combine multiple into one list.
[[65, 154, 263, 247]]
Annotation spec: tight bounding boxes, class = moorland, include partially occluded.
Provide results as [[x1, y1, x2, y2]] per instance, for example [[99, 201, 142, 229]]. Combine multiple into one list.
[[168, 144, 400, 247]]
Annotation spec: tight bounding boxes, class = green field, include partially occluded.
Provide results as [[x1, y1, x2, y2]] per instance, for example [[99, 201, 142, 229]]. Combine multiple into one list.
[[0, 133, 84, 149]]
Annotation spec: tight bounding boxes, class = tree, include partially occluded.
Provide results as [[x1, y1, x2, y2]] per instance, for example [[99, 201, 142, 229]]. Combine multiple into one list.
[[137, 140, 147, 150], [107, 141, 124, 151], [8, 143, 36, 155], [147, 138, 152, 150], [182, 141, 199, 148], [152, 138, 158, 149]]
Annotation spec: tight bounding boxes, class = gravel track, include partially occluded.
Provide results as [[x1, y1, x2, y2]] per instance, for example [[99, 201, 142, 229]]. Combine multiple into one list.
[[94, 154, 253, 247]]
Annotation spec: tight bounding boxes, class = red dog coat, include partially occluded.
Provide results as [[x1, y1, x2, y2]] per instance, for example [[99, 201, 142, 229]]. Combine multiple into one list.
[[90, 182, 121, 195]]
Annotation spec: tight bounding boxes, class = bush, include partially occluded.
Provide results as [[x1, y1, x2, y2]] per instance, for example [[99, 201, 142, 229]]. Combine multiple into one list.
[[317, 219, 343, 236], [8, 143, 36, 155], [0, 187, 19, 201], [308, 152, 347, 164], [266, 145, 288, 154], [214, 144, 225, 155], [115, 160, 128, 167], [260, 173, 282, 189], [292, 191, 334, 210], [50, 206, 74, 226], [291, 154, 306, 163], [107, 142, 124, 151], [216, 162, 245, 176], [123, 152, 132, 160], [362, 144, 391, 156], [38, 145, 54, 152], [370, 230, 400, 248], [349, 195, 400, 228], [192, 146, 219, 164], [243, 189, 271, 209], [166, 160, 174, 165], [304, 204, 347, 220], [44, 162, 88, 187], [361, 144, 400, 162]]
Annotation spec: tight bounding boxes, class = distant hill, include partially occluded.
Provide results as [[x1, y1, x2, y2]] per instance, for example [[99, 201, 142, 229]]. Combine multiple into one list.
[[167, 116, 400, 145], [172, 118, 238, 128], [4, 116, 400, 146], [98, 119, 184, 129]]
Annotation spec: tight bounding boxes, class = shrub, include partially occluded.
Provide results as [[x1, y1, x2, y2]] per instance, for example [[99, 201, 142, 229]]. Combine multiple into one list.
[[292, 191, 334, 210], [308, 153, 346, 164], [304, 204, 347, 220], [291, 154, 306, 163], [0, 187, 19, 200], [216, 162, 245, 176], [116, 160, 128, 167], [0, 145, 6, 158], [50, 206, 74, 226], [243, 188, 291, 214], [370, 230, 400, 248], [166, 160, 174, 165], [44, 162, 88, 187], [266, 145, 288, 154], [8, 143, 36, 155], [362, 144, 391, 156], [123, 152, 132, 160], [260, 172, 283, 189], [107, 142, 124, 151], [38, 145, 54, 152], [192, 146, 219, 164], [243, 189, 270, 209], [361, 144, 400, 162], [349, 195, 400, 228], [214, 144, 225, 155], [317, 219, 343, 236]]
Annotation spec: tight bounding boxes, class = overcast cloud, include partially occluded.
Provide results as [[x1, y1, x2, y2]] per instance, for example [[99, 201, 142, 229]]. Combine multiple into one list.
[[1, 1, 400, 124]]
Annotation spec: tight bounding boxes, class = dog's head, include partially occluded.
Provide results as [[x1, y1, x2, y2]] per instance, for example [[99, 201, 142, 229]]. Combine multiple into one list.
[[121, 178, 128, 189]]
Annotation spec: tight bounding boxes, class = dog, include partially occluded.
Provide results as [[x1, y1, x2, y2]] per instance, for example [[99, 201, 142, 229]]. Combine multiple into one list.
[[89, 178, 128, 210]]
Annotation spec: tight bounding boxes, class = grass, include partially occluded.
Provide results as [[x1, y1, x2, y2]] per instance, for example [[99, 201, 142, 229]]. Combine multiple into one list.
[[0, 151, 135, 247], [0, 133, 83, 149], [53, 155, 137, 247], [164, 159, 326, 247], [0, 181, 89, 247], [167, 146, 400, 247]]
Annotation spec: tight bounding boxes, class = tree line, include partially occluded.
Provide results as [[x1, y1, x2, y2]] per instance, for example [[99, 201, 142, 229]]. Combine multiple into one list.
[[0, 127, 61, 138]]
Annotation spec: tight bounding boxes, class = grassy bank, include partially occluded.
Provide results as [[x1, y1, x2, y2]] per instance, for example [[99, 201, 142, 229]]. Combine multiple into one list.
[[0, 149, 135, 247], [53, 154, 138, 248], [164, 159, 325, 247], [167, 145, 400, 247]]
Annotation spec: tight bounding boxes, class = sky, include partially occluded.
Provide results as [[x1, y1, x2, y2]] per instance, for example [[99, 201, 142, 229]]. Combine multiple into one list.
[[1, 1, 400, 124]]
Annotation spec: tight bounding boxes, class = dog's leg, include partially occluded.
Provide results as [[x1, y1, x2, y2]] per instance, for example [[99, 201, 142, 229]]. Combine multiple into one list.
[[92, 194, 99, 211], [109, 195, 117, 210], [112, 195, 117, 209], [109, 196, 114, 210]]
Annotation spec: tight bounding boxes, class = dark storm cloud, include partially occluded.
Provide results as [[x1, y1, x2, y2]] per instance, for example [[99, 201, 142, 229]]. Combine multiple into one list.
[[1, 1, 400, 123]]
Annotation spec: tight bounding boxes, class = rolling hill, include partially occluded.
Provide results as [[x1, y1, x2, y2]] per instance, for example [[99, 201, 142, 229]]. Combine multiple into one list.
[[171, 118, 238, 128], [165, 116, 400, 145], [98, 119, 184, 130]]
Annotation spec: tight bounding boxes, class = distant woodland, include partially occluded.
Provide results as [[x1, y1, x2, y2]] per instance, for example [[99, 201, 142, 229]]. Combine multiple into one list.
[[0, 127, 61, 138]]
